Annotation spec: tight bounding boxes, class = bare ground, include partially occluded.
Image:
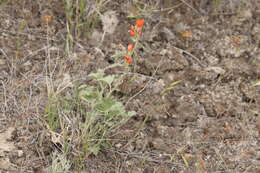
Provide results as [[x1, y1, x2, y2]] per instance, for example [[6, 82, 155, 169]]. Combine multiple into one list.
[[0, 0, 260, 172]]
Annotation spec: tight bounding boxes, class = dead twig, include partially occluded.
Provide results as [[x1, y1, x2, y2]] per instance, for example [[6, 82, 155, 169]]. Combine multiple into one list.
[[172, 45, 206, 67], [115, 71, 158, 80], [105, 148, 180, 166], [178, 0, 201, 15], [0, 29, 58, 41]]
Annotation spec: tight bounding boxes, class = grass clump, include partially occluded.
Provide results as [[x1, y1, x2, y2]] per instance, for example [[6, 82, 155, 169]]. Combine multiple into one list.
[[64, 0, 107, 54]]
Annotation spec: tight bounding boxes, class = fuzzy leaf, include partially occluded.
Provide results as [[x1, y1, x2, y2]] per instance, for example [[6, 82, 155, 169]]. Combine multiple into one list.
[[100, 75, 115, 86], [107, 102, 125, 117], [89, 145, 100, 156], [127, 111, 136, 117], [89, 71, 104, 80], [95, 98, 116, 112], [79, 86, 100, 102]]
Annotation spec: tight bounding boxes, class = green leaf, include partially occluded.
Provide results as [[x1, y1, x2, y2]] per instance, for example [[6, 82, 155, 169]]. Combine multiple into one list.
[[78, 84, 88, 90], [95, 98, 116, 112], [127, 111, 136, 117], [104, 121, 115, 127], [111, 102, 124, 111], [126, 15, 137, 18], [100, 75, 115, 86], [107, 102, 125, 117], [89, 71, 104, 80], [89, 145, 100, 156], [79, 86, 100, 102]]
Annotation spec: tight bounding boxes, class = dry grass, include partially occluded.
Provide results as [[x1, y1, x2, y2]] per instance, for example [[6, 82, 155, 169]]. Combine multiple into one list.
[[0, 0, 259, 172]]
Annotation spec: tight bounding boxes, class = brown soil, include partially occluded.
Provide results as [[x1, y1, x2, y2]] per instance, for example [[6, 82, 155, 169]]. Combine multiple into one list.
[[0, 0, 260, 172]]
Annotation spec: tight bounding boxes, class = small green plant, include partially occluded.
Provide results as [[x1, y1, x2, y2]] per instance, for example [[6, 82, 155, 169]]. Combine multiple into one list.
[[44, 68, 135, 170], [78, 70, 135, 156], [49, 151, 71, 173]]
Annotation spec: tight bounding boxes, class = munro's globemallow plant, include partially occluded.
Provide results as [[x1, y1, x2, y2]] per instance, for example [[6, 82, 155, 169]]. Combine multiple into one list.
[[112, 19, 145, 66]]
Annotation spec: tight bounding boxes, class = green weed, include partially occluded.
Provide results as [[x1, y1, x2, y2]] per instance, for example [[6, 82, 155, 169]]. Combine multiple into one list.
[[44, 69, 135, 170], [49, 151, 71, 173], [78, 70, 135, 156]]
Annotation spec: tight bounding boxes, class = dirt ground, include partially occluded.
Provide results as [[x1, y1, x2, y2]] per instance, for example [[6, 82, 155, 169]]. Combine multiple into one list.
[[0, 0, 260, 172]]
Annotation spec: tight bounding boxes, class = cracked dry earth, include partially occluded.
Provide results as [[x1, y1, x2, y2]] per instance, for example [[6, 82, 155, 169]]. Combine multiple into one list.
[[0, 0, 260, 172]]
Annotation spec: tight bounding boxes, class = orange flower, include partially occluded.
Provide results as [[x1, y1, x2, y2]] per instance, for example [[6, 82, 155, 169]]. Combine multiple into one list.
[[135, 19, 145, 28], [127, 44, 134, 52], [124, 56, 133, 64]]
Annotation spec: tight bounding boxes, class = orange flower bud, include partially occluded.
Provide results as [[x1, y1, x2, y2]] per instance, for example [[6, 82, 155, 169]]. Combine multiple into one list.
[[129, 27, 135, 36], [124, 56, 133, 64], [135, 19, 145, 28], [127, 44, 134, 52]]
